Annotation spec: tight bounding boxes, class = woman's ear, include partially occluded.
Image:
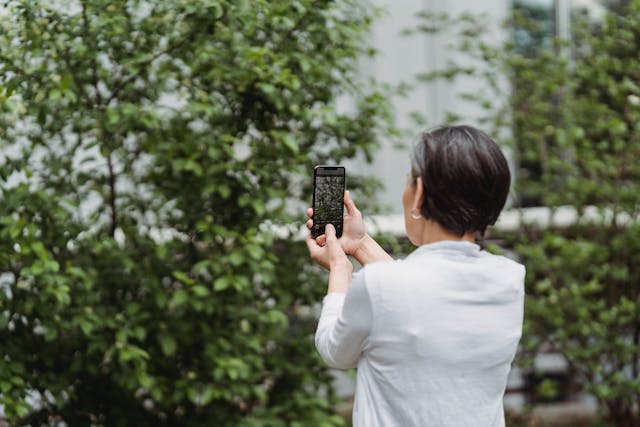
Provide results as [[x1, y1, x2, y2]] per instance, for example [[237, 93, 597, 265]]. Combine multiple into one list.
[[413, 177, 425, 212]]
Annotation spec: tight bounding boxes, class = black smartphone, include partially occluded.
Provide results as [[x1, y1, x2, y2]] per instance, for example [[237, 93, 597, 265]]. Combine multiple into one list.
[[312, 165, 346, 239]]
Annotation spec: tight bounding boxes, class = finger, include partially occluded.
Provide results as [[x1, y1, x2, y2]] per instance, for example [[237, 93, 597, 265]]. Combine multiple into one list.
[[344, 191, 359, 216], [306, 235, 329, 270], [307, 207, 313, 219], [315, 234, 326, 246], [306, 219, 313, 230], [306, 235, 322, 254], [324, 224, 347, 260], [325, 223, 336, 241]]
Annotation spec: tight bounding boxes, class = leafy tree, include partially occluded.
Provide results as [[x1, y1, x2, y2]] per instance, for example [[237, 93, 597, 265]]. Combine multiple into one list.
[[0, 1, 393, 425], [412, 2, 640, 425]]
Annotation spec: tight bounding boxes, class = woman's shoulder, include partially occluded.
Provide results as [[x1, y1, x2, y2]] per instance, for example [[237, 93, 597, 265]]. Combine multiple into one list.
[[364, 246, 525, 287], [480, 250, 526, 274]]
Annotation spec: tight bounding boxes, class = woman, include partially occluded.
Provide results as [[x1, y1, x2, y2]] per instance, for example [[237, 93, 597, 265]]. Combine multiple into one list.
[[306, 125, 525, 427]]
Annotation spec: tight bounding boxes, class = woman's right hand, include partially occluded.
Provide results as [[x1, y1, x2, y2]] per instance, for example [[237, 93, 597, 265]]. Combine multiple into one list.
[[306, 191, 366, 257]]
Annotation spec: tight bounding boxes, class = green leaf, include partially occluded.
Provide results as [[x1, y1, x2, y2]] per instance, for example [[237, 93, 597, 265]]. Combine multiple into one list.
[[228, 251, 244, 266], [266, 310, 288, 328], [245, 244, 263, 260], [282, 134, 299, 154], [210, 3, 224, 19], [173, 271, 194, 285], [30, 242, 48, 260], [119, 345, 150, 362], [170, 290, 189, 308], [159, 334, 178, 356], [192, 285, 210, 297], [79, 319, 93, 336], [214, 276, 230, 291], [183, 160, 203, 176]]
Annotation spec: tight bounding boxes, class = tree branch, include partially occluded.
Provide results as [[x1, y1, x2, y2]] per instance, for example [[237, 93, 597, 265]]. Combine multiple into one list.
[[60, 50, 94, 111], [105, 33, 194, 106], [107, 153, 117, 237], [82, 2, 103, 108]]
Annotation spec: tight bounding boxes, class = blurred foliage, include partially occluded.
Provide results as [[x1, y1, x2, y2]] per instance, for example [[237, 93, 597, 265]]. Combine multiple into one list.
[[506, 410, 607, 427], [412, 1, 640, 425], [0, 0, 396, 425]]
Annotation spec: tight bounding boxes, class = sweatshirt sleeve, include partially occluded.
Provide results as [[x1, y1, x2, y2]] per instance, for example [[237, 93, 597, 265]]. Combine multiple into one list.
[[314, 269, 372, 369]]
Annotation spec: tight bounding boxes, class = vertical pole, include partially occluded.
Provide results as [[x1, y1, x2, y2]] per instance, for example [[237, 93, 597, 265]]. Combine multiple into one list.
[[555, 0, 572, 68]]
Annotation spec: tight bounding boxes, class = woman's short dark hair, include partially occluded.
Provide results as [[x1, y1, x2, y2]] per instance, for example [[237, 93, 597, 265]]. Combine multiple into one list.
[[411, 125, 511, 236]]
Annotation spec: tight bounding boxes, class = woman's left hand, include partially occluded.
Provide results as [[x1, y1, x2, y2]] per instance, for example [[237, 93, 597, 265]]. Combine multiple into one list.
[[308, 224, 353, 294], [306, 224, 352, 273]]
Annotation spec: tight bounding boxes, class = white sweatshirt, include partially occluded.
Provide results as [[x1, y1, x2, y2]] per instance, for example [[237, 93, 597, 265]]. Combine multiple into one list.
[[315, 240, 525, 427]]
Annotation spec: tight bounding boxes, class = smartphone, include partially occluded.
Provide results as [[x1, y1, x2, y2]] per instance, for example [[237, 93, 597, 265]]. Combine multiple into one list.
[[312, 165, 346, 239]]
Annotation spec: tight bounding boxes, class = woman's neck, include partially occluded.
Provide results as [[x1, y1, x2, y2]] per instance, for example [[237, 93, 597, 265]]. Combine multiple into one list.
[[419, 220, 475, 246]]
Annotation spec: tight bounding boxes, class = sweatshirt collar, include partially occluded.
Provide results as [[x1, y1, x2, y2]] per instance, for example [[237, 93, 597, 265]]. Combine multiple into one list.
[[409, 240, 482, 258]]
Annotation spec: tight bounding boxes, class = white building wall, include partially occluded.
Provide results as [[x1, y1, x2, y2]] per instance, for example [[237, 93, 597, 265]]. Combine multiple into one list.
[[353, 0, 510, 213]]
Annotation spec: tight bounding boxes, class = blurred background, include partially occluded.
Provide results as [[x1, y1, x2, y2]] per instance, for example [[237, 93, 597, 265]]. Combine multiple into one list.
[[1, 0, 638, 426]]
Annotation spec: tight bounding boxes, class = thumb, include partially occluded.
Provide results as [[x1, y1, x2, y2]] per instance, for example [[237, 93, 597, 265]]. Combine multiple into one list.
[[344, 190, 358, 216], [324, 224, 344, 260], [325, 223, 336, 241]]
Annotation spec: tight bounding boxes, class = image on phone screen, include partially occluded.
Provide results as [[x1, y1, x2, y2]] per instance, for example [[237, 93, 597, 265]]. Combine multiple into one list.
[[312, 166, 345, 238]]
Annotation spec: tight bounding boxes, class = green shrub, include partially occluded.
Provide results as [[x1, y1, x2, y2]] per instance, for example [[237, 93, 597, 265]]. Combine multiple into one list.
[[0, 1, 393, 425]]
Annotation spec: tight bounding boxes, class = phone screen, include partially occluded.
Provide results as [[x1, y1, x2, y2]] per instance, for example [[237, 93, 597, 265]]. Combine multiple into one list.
[[312, 166, 345, 238]]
